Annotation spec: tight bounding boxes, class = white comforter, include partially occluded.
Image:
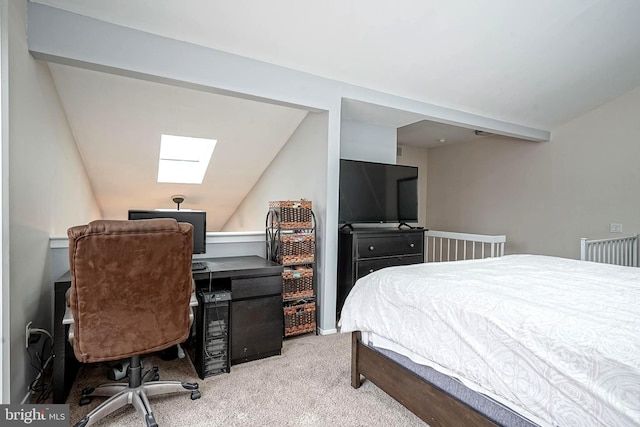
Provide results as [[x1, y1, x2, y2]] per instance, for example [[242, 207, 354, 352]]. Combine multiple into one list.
[[339, 254, 640, 427]]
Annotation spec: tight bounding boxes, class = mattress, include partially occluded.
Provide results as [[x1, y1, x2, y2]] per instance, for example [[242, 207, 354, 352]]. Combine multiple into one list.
[[339, 254, 640, 427]]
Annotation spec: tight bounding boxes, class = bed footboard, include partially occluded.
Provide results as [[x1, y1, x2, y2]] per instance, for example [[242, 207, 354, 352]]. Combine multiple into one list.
[[351, 332, 497, 427]]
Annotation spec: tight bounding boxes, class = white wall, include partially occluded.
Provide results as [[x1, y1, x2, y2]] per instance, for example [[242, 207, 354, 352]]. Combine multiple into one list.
[[7, 0, 100, 402], [223, 112, 334, 331], [222, 112, 326, 231], [427, 85, 640, 259], [340, 119, 397, 163]]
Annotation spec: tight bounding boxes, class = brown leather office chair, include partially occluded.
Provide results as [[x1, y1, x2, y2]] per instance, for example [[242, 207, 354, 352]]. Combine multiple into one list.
[[67, 219, 200, 427]]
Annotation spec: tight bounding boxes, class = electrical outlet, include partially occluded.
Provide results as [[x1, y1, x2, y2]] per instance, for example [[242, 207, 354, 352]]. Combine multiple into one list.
[[610, 223, 623, 233], [25, 321, 32, 349]]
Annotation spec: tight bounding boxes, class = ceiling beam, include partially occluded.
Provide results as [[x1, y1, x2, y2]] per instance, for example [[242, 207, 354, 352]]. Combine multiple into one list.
[[27, 2, 549, 142]]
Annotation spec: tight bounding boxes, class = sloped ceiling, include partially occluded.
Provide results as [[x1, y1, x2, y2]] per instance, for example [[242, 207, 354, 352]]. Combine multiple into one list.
[[48, 64, 308, 229], [34, 0, 640, 130], [35, 1, 640, 225]]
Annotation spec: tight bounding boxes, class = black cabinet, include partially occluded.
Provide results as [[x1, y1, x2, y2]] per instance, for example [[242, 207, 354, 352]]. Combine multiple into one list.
[[231, 295, 283, 364], [337, 228, 425, 316], [191, 256, 283, 366]]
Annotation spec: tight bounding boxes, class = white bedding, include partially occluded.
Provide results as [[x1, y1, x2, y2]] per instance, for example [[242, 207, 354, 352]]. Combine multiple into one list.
[[339, 254, 640, 427]]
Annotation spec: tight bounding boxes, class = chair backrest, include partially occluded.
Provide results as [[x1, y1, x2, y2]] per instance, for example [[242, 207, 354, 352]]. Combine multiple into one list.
[[67, 219, 194, 363]]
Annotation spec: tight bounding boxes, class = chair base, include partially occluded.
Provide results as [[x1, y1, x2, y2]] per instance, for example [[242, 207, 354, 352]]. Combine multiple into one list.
[[74, 358, 200, 427]]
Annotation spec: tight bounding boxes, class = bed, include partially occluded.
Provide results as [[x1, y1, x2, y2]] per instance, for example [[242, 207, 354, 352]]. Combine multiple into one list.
[[339, 233, 640, 427]]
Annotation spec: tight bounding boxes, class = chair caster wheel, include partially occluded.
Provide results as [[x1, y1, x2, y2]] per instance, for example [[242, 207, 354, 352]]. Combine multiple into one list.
[[182, 382, 199, 390], [81, 387, 95, 396], [191, 390, 201, 400], [108, 360, 130, 381], [145, 413, 158, 427], [79, 396, 93, 406], [74, 416, 89, 427]]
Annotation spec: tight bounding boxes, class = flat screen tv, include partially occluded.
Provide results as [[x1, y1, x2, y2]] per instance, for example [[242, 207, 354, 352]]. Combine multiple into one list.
[[127, 209, 207, 254], [339, 159, 418, 225]]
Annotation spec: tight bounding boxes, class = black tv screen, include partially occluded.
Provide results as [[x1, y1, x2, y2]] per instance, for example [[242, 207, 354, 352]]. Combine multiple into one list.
[[339, 159, 418, 224], [127, 209, 207, 254]]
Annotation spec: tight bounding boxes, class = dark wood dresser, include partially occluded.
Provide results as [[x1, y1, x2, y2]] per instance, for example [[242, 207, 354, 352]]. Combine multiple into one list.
[[337, 228, 424, 316]]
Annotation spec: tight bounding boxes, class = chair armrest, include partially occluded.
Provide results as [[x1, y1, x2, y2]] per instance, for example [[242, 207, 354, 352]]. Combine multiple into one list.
[[63, 305, 74, 325], [190, 292, 198, 307], [189, 283, 198, 324], [190, 278, 198, 306]]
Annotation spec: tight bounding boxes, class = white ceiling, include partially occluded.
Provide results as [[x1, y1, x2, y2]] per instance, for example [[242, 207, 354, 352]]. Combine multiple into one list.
[[34, 0, 640, 130], [33, 1, 640, 226]]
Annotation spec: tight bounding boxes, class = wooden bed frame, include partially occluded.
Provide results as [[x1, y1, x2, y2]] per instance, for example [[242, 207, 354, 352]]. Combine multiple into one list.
[[349, 230, 509, 426], [351, 331, 498, 427], [348, 232, 639, 427]]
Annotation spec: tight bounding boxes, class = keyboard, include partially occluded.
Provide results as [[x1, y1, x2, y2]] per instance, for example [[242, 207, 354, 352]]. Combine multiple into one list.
[[191, 262, 208, 271]]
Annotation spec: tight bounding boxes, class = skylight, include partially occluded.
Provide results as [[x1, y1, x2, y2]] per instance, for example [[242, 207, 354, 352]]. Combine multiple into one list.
[[157, 134, 216, 184]]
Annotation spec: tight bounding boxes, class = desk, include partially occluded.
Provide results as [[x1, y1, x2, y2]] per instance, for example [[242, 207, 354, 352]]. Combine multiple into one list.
[[191, 256, 284, 365], [53, 255, 283, 404]]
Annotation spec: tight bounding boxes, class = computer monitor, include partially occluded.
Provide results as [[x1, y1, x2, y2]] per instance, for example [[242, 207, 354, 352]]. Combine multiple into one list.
[[128, 209, 207, 254]]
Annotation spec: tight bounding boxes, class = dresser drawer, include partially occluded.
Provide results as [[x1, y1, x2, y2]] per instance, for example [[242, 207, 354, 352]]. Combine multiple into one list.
[[231, 275, 282, 300], [356, 234, 423, 259], [356, 254, 423, 279]]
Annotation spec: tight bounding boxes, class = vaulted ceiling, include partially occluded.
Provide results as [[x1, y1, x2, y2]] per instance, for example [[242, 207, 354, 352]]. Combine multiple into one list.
[[35, 0, 640, 130], [33, 0, 640, 227]]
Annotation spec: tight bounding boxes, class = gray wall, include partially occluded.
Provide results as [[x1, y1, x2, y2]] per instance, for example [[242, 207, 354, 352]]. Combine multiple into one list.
[[397, 145, 429, 229], [427, 85, 640, 259], [7, 1, 100, 403], [1, 0, 9, 402]]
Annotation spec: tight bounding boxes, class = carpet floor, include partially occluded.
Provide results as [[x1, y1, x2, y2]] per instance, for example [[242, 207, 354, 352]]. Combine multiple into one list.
[[66, 332, 426, 426]]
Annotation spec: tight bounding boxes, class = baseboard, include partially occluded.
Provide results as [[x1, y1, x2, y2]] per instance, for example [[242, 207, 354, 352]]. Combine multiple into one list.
[[318, 327, 337, 335]]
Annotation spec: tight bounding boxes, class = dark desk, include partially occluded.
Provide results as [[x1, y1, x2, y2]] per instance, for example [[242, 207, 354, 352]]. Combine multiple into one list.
[[53, 255, 283, 404], [191, 256, 284, 365]]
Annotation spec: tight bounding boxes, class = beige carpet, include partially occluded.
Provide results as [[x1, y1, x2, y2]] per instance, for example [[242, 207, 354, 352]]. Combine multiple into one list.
[[67, 332, 426, 426]]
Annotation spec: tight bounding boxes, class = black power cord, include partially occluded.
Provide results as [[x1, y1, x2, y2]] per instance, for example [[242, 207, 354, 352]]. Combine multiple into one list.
[[26, 332, 54, 403]]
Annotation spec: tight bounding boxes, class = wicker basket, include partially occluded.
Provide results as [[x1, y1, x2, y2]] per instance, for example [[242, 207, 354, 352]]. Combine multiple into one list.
[[283, 302, 316, 337], [282, 267, 314, 300], [269, 200, 313, 229], [278, 233, 315, 265]]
